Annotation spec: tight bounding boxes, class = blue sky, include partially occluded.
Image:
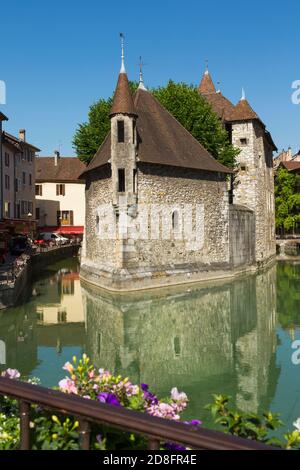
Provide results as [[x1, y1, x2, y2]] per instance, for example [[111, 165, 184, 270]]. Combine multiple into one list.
[[1, 0, 299, 155]]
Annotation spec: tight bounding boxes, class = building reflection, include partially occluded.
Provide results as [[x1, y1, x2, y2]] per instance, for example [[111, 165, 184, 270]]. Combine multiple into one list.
[[83, 265, 280, 418], [0, 263, 86, 376]]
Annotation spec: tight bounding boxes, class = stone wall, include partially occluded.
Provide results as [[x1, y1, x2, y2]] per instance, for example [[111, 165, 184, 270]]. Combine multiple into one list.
[[81, 163, 232, 289], [231, 121, 276, 264]]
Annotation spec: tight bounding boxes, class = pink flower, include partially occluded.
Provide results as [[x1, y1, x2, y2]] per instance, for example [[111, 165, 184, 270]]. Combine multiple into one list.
[[88, 370, 95, 379], [1, 368, 20, 379], [59, 378, 78, 394], [147, 402, 180, 421], [171, 387, 188, 403], [62, 362, 74, 374]]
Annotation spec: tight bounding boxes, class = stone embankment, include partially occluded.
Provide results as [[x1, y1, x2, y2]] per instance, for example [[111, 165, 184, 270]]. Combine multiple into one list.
[[0, 244, 80, 309]]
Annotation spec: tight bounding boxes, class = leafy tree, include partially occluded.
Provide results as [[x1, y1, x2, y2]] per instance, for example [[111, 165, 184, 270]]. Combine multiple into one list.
[[275, 167, 300, 234], [73, 80, 238, 167], [152, 81, 238, 168]]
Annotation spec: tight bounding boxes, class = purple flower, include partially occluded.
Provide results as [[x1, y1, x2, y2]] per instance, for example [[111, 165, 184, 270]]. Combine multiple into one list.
[[141, 383, 158, 405], [97, 392, 121, 407], [184, 419, 202, 427], [165, 442, 187, 451]]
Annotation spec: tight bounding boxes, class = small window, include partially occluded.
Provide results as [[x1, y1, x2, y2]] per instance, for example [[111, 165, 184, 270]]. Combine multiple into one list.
[[4, 152, 9, 167], [117, 120, 125, 143], [133, 169, 137, 193], [35, 184, 42, 196], [240, 164, 247, 172], [29, 174, 32, 185], [56, 184, 65, 196], [5, 175, 10, 190], [172, 210, 179, 230], [240, 138, 248, 146], [36, 207, 40, 220], [96, 214, 100, 233], [118, 169, 125, 192], [22, 172, 26, 185]]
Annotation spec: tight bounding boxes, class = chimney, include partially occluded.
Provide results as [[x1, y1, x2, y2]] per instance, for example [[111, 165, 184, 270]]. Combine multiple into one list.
[[19, 129, 26, 142], [54, 150, 60, 166], [287, 146, 292, 160]]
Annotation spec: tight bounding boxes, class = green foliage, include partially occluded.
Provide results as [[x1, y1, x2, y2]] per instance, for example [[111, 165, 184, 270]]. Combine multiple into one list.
[[206, 394, 300, 449], [73, 80, 238, 168], [152, 81, 238, 168], [275, 168, 300, 233]]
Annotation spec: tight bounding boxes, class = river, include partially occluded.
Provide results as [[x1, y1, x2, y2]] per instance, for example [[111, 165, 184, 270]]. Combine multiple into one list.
[[0, 258, 299, 431]]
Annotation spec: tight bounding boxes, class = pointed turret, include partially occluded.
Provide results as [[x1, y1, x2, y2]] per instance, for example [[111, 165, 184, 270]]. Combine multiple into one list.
[[198, 68, 216, 95], [230, 97, 259, 122], [109, 34, 138, 208], [110, 34, 137, 117]]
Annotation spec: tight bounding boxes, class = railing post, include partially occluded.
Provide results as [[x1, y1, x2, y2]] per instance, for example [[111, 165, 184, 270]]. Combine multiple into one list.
[[19, 400, 30, 450], [148, 438, 160, 450], [78, 419, 91, 450]]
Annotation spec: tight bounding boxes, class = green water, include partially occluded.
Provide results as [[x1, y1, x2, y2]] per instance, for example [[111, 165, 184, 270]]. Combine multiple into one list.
[[0, 258, 300, 431]]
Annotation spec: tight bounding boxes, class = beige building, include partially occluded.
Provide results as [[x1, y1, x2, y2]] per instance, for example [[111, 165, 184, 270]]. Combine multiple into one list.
[[35, 153, 86, 237], [273, 147, 300, 169], [1, 127, 40, 235]]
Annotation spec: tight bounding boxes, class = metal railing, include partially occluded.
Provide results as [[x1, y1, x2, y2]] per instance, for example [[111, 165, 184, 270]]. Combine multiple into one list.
[[0, 377, 276, 450]]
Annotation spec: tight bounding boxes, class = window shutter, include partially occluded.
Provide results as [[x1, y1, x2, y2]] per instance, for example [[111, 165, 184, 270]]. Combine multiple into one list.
[[62, 184, 65, 196], [70, 210, 74, 225], [56, 184, 59, 196]]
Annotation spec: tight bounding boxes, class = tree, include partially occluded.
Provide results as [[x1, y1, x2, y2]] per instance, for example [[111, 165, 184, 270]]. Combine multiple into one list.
[[275, 167, 300, 234], [73, 81, 238, 167]]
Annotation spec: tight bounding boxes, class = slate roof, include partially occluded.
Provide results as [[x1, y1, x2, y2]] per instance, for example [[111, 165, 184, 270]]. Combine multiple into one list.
[[36, 157, 86, 182], [82, 88, 232, 176]]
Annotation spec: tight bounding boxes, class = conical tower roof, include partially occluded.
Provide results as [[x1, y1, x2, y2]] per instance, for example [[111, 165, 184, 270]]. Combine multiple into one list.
[[109, 72, 137, 117], [198, 70, 216, 94]]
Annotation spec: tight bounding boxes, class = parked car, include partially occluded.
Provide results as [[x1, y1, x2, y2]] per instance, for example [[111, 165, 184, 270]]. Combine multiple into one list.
[[34, 234, 47, 246], [39, 233, 69, 245]]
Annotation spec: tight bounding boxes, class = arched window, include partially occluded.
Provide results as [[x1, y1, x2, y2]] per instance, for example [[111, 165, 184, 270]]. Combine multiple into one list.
[[172, 210, 179, 230]]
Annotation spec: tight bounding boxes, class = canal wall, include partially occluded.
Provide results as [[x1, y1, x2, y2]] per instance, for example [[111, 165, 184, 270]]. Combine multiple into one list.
[[0, 245, 80, 309]]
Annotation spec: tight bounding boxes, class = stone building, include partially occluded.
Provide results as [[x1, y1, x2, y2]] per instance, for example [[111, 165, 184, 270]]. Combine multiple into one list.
[[80, 52, 277, 291], [199, 70, 277, 264]]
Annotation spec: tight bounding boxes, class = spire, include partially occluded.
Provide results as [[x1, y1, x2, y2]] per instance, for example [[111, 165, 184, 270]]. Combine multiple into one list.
[[198, 62, 216, 95], [138, 56, 147, 91], [120, 33, 126, 73], [109, 35, 137, 117], [230, 97, 259, 122], [241, 87, 246, 100]]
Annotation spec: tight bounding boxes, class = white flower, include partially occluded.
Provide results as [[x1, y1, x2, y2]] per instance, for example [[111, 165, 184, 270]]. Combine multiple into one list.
[[171, 387, 188, 402], [293, 418, 300, 432]]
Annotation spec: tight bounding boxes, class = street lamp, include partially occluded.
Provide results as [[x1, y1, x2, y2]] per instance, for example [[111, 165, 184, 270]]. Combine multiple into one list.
[[27, 212, 33, 241]]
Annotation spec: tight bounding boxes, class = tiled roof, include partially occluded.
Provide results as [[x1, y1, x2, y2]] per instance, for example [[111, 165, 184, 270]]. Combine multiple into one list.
[[36, 157, 86, 182], [109, 73, 137, 117], [229, 98, 259, 122], [3, 131, 40, 152], [279, 161, 300, 172], [0, 112, 8, 121], [83, 88, 232, 176], [198, 71, 216, 94]]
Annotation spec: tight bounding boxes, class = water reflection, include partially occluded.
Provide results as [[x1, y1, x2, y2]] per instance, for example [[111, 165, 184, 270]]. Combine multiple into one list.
[[0, 259, 86, 385], [83, 265, 279, 420], [1, 260, 300, 428]]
